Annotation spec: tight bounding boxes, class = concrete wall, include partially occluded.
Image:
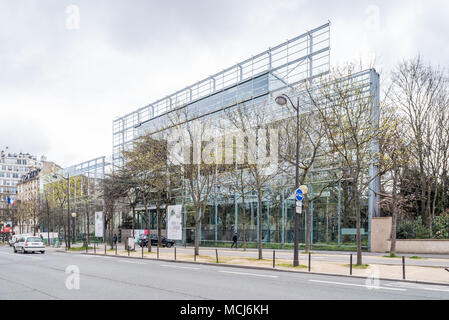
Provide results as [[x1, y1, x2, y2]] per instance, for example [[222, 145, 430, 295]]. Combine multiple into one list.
[[371, 217, 449, 254], [371, 217, 392, 253], [386, 239, 449, 254]]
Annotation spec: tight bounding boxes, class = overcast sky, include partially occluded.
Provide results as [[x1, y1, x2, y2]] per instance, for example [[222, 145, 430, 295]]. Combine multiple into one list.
[[1, 0, 448, 168]]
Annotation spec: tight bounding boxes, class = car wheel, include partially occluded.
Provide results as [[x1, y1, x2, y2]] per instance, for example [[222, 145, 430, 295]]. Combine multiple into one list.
[[23, 247, 27, 254], [166, 243, 172, 248], [40, 251, 45, 254], [13, 247, 17, 253]]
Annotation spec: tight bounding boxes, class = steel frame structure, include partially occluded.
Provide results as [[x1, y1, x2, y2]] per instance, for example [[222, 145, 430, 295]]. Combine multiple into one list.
[[111, 22, 380, 248], [113, 22, 331, 167]]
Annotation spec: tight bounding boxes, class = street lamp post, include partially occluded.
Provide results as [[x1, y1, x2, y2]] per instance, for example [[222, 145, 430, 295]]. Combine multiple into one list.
[[275, 93, 302, 267], [71, 212, 77, 243], [53, 172, 71, 249]]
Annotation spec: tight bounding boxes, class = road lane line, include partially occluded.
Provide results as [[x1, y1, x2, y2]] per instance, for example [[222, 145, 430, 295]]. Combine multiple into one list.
[[117, 260, 146, 265], [385, 282, 449, 292], [309, 279, 407, 291], [218, 270, 279, 278], [0, 251, 43, 260], [160, 264, 201, 270]]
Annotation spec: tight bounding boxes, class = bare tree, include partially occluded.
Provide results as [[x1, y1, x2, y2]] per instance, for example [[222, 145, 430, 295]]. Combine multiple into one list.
[[391, 56, 449, 227], [306, 66, 386, 265]]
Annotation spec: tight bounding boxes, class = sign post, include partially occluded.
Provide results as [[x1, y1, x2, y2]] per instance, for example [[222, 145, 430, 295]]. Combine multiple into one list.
[[295, 188, 304, 214]]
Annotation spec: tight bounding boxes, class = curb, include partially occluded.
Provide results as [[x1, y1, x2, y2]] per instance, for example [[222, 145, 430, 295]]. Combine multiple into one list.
[[55, 250, 449, 288]]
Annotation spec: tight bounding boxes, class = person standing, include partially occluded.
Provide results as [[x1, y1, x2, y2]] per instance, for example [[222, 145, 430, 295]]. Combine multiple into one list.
[[231, 232, 238, 249]]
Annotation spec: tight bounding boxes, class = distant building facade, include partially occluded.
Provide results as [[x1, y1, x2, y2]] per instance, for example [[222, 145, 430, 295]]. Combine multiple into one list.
[[0, 147, 45, 232], [16, 160, 60, 234]]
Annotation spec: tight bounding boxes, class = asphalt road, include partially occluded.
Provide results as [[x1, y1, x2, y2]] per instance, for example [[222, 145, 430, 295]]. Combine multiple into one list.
[[0, 246, 448, 300]]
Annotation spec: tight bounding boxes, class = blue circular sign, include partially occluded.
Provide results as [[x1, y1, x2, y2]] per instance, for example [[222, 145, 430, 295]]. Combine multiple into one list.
[[295, 188, 304, 201]]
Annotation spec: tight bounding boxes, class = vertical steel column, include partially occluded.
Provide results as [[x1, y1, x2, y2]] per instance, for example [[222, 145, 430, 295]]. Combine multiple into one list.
[[310, 167, 314, 245], [215, 187, 218, 243], [234, 191, 238, 233], [256, 190, 259, 243], [338, 179, 342, 246], [368, 70, 381, 252], [281, 187, 285, 246]]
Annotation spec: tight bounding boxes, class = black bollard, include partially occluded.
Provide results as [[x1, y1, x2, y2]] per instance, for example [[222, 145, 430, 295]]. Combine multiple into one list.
[[350, 254, 353, 275], [402, 256, 406, 280]]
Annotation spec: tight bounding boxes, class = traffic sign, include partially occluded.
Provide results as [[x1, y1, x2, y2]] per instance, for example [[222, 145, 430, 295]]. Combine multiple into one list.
[[295, 188, 304, 202]]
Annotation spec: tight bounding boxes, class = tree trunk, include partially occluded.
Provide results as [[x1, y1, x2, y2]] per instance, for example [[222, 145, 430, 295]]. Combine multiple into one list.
[[194, 207, 200, 256], [355, 188, 362, 266], [157, 197, 162, 248], [86, 202, 90, 245], [132, 205, 135, 238], [390, 169, 398, 255], [257, 187, 263, 260], [242, 193, 247, 251], [144, 197, 151, 252]]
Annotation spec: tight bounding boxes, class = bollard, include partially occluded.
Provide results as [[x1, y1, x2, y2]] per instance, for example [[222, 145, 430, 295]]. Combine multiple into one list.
[[175, 247, 177, 261], [157, 246, 160, 259], [115, 242, 117, 255], [194, 248, 196, 262], [142, 242, 144, 259], [402, 256, 406, 280], [85, 240, 88, 254], [308, 252, 311, 272], [104, 243, 106, 255], [350, 254, 353, 275], [94, 240, 96, 254], [128, 238, 130, 256], [216, 249, 219, 264], [273, 250, 275, 268]]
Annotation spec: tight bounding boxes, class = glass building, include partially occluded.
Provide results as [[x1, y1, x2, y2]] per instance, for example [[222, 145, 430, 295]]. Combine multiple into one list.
[[112, 22, 380, 249]]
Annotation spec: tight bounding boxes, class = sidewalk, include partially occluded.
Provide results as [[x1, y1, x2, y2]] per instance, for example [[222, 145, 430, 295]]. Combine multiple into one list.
[[57, 242, 449, 285]]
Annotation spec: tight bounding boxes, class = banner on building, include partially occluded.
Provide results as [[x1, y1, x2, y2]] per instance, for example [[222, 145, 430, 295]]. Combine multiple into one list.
[[95, 211, 104, 237], [167, 205, 183, 240]]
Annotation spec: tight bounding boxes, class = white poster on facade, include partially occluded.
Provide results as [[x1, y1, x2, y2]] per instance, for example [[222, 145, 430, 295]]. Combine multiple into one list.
[[95, 211, 104, 237], [167, 205, 183, 240]]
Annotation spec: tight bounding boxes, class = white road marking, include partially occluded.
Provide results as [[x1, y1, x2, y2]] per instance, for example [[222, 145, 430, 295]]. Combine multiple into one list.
[[117, 260, 146, 265], [218, 270, 279, 278], [385, 282, 449, 292], [309, 279, 407, 291], [0, 251, 43, 260], [160, 264, 201, 270]]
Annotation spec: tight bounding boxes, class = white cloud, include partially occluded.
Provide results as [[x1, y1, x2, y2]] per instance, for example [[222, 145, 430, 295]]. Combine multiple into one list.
[[0, 0, 448, 167]]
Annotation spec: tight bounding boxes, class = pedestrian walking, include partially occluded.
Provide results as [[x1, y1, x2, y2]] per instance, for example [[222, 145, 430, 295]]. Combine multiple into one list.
[[113, 233, 118, 246], [231, 232, 238, 249]]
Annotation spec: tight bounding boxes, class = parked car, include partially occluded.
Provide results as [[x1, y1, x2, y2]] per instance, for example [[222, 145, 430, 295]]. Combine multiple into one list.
[[13, 236, 45, 254], [138, 234, 175, 248]]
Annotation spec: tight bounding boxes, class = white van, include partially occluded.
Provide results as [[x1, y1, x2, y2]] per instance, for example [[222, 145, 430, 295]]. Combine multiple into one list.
[[9, 234, 21, 247]]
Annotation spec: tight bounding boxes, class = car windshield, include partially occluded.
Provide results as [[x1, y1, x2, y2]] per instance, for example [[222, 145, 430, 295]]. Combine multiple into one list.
[[27, 237, 42, 242]]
